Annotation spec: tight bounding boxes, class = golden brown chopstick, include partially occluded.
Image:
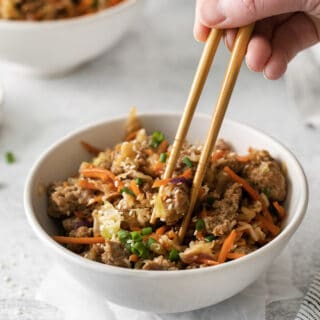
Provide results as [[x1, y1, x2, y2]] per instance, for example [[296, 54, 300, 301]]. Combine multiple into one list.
[[178, 23, 255, 242], [150, 28, 223, 224], [163, 29, 223, 180]]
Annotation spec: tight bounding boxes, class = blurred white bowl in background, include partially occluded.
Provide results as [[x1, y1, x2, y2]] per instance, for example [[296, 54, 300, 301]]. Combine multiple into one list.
[[0, 0, 143, 76]]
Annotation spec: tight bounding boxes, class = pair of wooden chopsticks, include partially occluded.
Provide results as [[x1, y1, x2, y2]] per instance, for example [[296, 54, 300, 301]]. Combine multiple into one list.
[[152, 24, 255, 243]]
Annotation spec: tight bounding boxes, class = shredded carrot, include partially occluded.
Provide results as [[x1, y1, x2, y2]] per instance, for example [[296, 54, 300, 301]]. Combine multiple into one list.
[[158, 140, 169, 154], [273, 201, 286, 218], [116, 180, 125, 192], [258, 214, 280, 236], [223, 166, 273, 222], [152, 168, 192, 188], [152, 178, 171, 188], [143, 148, 154, 156], [166, 229, 176, 240], [130, 180, 141, 196], [81, 168, 116, 182], [53, 236, 105, 244], [218, 229, 237, 263], [152, 162, 165, 172], [129, 254, 139, 263], [235, 154, 252, 163], [212, 150, 226, 162], [223, 166, 260, 201], [195, 231, 204, 241], [80, 140, 102, 156], [148, 234, 160, 241], [155, 225, 167, 236], [227, 252, 246, 260], [78, 179, 101, 191], [125, 129, 139, 141], [181, 168, 193, 179], [197, 258, 219, 266]]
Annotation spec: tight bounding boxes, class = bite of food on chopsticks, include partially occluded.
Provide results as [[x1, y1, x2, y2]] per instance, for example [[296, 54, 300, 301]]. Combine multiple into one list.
[[49, 109, 287, 270]]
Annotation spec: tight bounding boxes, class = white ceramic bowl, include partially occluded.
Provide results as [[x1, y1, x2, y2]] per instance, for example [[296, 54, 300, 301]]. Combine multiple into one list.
[[0, 0, 143, 75], [24, 113, 308, 313]]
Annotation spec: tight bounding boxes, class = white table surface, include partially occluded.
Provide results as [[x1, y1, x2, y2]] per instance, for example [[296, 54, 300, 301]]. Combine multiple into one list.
[[0, 1, 319, 319]]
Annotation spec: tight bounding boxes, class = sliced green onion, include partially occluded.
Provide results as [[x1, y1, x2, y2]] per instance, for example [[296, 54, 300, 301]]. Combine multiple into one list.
[[207, 196, 214, 205], [120, 187, 135, 197], [160, 153, 167, 163], [5, 151, 15, 164], [131, 231, 142, 242], [124, 241, 132, 253], [196, 218, 205, 231], [132, 242, 149, 259], [151, 131, 165, 148], [204, 235, 217, 242], [147, 237, 157, 248], [183, 156, 193, 168], [118, 229, 130, 243], [263, 187, 271, 197], [141, 227, 152, 236], [168, 249, 180, 262], [135, 177, 143, 187]]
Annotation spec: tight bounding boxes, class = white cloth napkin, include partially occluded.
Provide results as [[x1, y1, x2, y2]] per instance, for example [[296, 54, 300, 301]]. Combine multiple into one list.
[[285, 44, 320, 128], [35, 251, 301, 320]]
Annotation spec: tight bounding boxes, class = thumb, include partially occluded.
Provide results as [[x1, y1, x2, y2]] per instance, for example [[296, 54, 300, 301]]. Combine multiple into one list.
[[197, 0, 310, 28]]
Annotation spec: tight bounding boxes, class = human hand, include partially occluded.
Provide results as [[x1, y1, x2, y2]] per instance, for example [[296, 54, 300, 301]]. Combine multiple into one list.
[[194, 0, 320, 79]]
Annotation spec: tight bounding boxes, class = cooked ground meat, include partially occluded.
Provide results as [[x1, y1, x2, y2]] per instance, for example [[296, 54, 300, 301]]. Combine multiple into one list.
[[84, 244, 105, 262], [161, 183, 190, 225], [48, 180, 96, 218], [62, 216, 92, 232], [121, 208, 151, 230], [204, 183, 242, 236], [66, 226, 92, 253], [244, 160, 286, 201], [142, 256, 177, 270], [101, 240, 130, 268], [48, 112, 287, 270]]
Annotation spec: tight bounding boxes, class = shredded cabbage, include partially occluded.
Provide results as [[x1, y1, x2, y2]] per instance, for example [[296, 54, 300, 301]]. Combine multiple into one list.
[[93, 201, 122, 240]]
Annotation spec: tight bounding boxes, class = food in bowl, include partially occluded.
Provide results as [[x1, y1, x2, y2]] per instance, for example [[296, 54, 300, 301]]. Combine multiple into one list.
[[0, 0, 124, 20], [48, 110, 288, 270]]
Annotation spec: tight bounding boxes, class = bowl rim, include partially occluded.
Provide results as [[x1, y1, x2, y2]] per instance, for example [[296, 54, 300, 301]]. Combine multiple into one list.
[[24, 112, 308, 278], [0, 0, 140, 29]]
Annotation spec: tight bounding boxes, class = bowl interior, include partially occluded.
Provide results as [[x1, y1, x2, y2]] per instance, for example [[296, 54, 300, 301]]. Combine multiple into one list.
[[27, 113, 307, 246]]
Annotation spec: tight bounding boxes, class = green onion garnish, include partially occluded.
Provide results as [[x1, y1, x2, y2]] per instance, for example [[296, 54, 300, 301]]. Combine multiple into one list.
[[120, 187, 135, 197], [124, 241, 132, 253], [204, 235, 217, 242], [5, 151, 15, 164], [207, 196, 214, 205], [263, 187, 271, 197], [151, 131, 165, 148], [168, 249, 180, 262], [131, 231, 142, 242], [160, 153, 167, 163], [118, 230, 130, 243], [195, 218, 205, 231], [132, 242, 149, 259], [141, 227, 152, 236], [135, 177, 143, 187], [147, 237, 157, 248], [183, 156, 193, 168]]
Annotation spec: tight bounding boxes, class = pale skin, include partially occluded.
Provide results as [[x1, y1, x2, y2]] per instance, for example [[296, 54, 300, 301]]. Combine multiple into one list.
[[194, 0, 320, 79]]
